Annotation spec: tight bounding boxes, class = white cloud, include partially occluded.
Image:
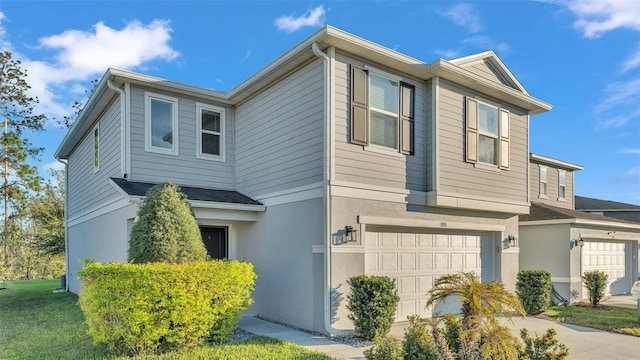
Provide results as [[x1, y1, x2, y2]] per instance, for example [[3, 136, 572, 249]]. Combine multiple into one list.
[[0, 11, 11, 51], [43, 161, 65, 173], [243, 50, 251, 62], [594, 78, 640, 113], [621, 44, 640, 72], [568, 0, 640, 38], [441, 3, 483, 33], [275, 5, 325, 32], [434, 48, 462, 59], [462, 35, 509, 54], [621, 149, 640, 155], [1, 16, 179, 122]]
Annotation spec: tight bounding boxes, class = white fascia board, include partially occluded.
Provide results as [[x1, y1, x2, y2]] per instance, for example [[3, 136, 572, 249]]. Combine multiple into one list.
[[530, 153, 584, 170], [520, 218, 640, 231], [579, 209, 640, 212], [358, 215, 506, 232], [449, 50, 530, 96], [129, 195, 265, 212]]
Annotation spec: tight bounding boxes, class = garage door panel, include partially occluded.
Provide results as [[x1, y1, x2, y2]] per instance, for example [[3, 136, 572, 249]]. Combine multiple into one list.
[[451, 253, 464, 268], [401, 233, 416, 247], [381, 253, 398, 271], [400, 253, 416, 271], [418, 234, 433, 247], [583, 240, 630, 296], [466, 253, 479, 268], [418, 253, 433, 270], [451, 235, 463, 248], [435, 253, 449, 269], [435, 235, 449, 248], [399, 276, 416, 295], [382, 232, 399, 246]]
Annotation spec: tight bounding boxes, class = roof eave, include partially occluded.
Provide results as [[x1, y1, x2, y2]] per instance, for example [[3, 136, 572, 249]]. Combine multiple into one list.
[[530, 153, 584, 170]]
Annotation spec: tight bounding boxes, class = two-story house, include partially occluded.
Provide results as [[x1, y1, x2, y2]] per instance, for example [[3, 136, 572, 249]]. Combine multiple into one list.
[[519, 154, 640, 300], [57, 26, 556, 334]]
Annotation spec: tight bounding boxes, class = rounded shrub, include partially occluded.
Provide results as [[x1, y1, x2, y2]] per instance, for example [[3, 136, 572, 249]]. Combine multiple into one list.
[[347, 275, 400, 341], [582, 270, 608, 305], [516, 270, 552, 315], [78, 259, 256, 355], [128, 183, 207, 263], [402, 315, 440, 360]]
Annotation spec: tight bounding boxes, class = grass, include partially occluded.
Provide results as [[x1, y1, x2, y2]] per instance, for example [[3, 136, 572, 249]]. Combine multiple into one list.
[[0, 279, 332, 359], [543, 303, 640, 337]]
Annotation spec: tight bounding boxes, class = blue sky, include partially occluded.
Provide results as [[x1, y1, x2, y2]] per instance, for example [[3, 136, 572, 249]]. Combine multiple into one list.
[[1, 0, 639, 204]]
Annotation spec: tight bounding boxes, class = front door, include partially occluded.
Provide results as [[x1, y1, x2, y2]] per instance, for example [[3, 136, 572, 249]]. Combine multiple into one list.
[[200, 227, 228, 259]]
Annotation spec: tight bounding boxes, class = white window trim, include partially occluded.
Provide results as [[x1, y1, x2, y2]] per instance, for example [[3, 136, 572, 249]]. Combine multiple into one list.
[[476, 100, 499, 166], [195, 102, 226, 162], [93, 122, 100, 173], [557, 170, 566, 201], [367, 68, 401, 151], [145, 92, 179, 156], [539, 165, 548, 199]]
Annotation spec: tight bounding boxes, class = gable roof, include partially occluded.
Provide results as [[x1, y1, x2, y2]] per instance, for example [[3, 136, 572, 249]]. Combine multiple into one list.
[[55, 25, 552, 159], [520, 202, 640, 229], [575, 195, 640, 211], [110, 178, 263, 207], [449, 51, 529, 95]]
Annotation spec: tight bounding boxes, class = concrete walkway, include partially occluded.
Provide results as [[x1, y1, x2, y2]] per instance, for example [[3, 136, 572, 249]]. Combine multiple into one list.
[[239, 316, 640, 360]]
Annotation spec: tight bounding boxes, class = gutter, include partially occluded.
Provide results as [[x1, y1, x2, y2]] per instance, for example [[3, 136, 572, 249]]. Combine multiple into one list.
[[312, 43, 350, 336], [57, 159, 69, 291], [106, 80, 127, 178]]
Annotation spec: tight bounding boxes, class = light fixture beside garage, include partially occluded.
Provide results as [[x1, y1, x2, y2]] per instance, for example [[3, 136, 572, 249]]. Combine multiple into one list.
[[344, 226, 357, 242], [506, 235, 517, 248], [571, 235, 584, 249]]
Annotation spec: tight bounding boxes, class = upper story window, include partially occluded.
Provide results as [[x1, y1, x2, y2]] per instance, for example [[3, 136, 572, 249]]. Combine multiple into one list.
[[465, 97, 510, 169], [145, 92, 179, 156], [539, 166, 548, 198], [350, 66, 415, 155], [196, 103, 225, 161], [93, 123, 99, 172], [558, 170, 566, 200]]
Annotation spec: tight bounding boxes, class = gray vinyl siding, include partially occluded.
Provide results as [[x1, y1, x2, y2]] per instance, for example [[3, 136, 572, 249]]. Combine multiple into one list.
[[437, 79, 528, 203], [128, 86, 235, 189], [234, 59, 324, 196], [334, 52, 427, 191], [529, 161, 575, 209], [67, 96, 122, 218], [425, 79, 433, 192], [463, 60, 515, 90]]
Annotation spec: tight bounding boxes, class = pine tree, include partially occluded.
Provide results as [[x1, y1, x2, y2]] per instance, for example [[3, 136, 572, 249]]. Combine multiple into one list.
[[0, 51, 46, 266]]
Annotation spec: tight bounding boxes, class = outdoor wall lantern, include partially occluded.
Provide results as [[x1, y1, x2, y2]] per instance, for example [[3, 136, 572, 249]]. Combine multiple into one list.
[[344, 226, 357, 242], [571, 235, 584, 248], [506, 235, 517, 248]]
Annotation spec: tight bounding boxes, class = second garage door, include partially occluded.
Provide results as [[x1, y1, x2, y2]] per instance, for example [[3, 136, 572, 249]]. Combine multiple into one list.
[[364, 228, 495, 321], [582, 241, 630, 295]]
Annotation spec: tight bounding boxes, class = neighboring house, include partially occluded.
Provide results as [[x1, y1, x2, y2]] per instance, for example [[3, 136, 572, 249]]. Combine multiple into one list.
[[575, 195, 640, 223], [519, 154, 640, 300], [56, 26, 554, 334]]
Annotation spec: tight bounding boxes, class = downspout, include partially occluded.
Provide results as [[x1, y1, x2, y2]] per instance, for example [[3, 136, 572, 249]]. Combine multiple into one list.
[[106, 79, 127, 178], [312, 43, 350, 336], [57, 159, 69, 291]]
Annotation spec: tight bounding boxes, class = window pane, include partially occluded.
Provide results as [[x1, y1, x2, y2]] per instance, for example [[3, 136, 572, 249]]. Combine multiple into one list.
[[559, 171, 565, 186], [202, 133, 220, 155], [478, 103, 498, 135], [559, 185, 565, 199], [93, 128, 99, 168], [540, 167, 547, 182], [370, 73, 398, 113], [478, 135, 496, 164], [370, 111, 397, 148], [150, 99, 173, 149], [202, 109, 220, 132]]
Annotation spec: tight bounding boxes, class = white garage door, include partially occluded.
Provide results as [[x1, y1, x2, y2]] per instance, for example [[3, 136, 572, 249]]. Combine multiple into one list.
[[582, 241, 630, 295], [364, 228, 493, 321]]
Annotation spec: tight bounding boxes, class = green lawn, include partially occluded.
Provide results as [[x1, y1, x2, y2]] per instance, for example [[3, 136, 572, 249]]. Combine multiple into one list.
[[0, 279, 332, 359], [543, 304, 640, 337]]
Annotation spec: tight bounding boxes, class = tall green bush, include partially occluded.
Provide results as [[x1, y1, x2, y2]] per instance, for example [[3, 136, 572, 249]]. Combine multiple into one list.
[[402, 315, 441, 360], [128, 183, 207, 264], [582, 270, 608, 305], [347, 275, 400, 340], [516, 270, 552, 315], [78, 260, 256, 355]]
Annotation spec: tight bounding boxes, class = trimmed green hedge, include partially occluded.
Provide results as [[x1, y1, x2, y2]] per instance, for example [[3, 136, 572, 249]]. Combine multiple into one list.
[[78, 260, 256, 355], [516, 270, 551, 315], [347, 275, 400, 340], [583, 270, 608, 305]]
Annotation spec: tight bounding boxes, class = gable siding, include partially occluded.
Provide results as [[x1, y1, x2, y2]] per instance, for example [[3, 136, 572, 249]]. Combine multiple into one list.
[[67, 96, 122, 218], [128, 86, 235, 189], [334, 52, 427, 191], [463, 60, 514, 89], [437, 79, 528, 203], [529, 161, 575, 209], [234, 59, 324, 196]]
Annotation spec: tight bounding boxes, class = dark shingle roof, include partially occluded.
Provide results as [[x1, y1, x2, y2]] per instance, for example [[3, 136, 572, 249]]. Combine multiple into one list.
[[575, 195, 640, 211], [520, 202, 640, 226], [111, 178, 263, 206]]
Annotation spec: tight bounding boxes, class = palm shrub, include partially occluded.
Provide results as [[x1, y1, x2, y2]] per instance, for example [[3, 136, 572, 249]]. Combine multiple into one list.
[[518, 328, 569, 360], [582, 270, 608, 305], [128, 183, 207, 263], [402, 315, 441, 360], [443, 313, 461, 358], [364, 334, 403, 360], [347, 275, 400, 340], [516, 270, 552, 315], [425, 272, 526, 360]]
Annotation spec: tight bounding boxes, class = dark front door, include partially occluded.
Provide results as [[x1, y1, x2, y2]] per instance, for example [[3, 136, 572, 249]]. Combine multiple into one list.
[[200, 227, 228, 259]]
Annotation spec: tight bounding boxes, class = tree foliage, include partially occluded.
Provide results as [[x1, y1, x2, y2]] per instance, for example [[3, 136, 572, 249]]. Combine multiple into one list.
[[128, 183, 207, 264], [0, 51, 47, 266], [29, 170, 65, 256]]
